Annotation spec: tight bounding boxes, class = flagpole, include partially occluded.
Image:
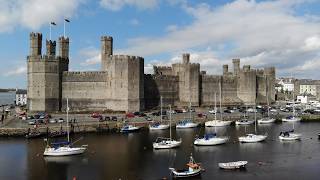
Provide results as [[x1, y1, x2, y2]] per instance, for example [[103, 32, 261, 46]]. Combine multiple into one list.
[[64, 20, 66, 38], [49, 23, 52, 40]]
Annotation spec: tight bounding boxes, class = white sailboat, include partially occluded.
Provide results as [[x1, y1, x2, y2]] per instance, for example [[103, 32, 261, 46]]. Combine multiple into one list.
[[236, 106, 255, 125], [149, 96, 169, 130], [195, 93, 229, 146], [44, 98, 87, 156], [153, 105, 182, 149], [239, 105, 267, 143], [258, 76, 276, 124], [205, 81, 232, 127], [176, 91, 199, 129], [279, 119, 301, 141]]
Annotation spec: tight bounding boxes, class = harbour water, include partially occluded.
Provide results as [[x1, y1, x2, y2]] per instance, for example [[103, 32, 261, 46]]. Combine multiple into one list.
[[0, 122, 319, 180], [0, 92, 15, 105]]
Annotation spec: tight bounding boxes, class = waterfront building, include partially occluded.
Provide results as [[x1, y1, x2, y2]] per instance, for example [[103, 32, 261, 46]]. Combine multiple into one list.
[[16, 89, 27, 106]]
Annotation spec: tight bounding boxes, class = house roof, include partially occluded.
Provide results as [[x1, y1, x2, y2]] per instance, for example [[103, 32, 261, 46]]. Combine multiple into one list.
[[16, 89, 27, 94]]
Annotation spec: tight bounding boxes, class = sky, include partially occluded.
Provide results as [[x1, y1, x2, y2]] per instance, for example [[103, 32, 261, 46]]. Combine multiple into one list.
[[1, 0, 320, 88]]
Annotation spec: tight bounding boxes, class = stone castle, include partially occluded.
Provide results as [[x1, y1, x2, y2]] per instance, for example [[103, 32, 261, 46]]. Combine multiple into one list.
[[27, 32, 275, 112]]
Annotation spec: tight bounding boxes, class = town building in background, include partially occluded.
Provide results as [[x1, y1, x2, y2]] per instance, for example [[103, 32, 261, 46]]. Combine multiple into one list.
[[16, 89, 27, 106]]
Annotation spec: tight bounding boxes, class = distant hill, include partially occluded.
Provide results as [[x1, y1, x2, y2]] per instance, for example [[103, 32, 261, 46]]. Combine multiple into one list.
[[0, 88, 17, 92]]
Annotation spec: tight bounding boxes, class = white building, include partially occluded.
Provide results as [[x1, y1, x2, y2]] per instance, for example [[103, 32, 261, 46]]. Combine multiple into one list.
[[16, 90, 27, 106], [276, 78, 294, 92], [300, 84, 317, 96]]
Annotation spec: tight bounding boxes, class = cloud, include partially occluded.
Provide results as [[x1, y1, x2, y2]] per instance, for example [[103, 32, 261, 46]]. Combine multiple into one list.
[[129, 18, 140, 26], [118, 0, 320, 79], [0, 0, 83, 32], [99, 0, 158, 11], [79, 47, 101, 66], [3, 67, 27, 76]]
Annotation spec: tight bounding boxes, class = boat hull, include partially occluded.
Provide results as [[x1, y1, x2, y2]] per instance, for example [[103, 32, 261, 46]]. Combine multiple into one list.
[[218, 161, 248, 170], [282, 117, 301, 122], [153, 140, 181, 149], [279, 133, 301, 141], [238, 134, 267, 143], [205, 120, 232, 127], [194, 137, 228, 146], [149, 124, 170, 130], [176, 123, 198, 129], [235, 120, 254, 125], [258, 118, 276, 124], [43, 147, 86, 156], [120, 126, 140, 133], [169, 168, 202, 178]]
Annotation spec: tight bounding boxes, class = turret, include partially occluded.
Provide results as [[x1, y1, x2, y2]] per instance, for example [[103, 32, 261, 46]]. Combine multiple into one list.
[[243, 65, 251, 72], [232, 58, 240, 75], [182, 53, 190, 64], [58, 36, 69, 59], [101, 36, 113, 60], [30, 32, 42, 56], [46, 40, 56, 56], [223, 64, 228, 75]]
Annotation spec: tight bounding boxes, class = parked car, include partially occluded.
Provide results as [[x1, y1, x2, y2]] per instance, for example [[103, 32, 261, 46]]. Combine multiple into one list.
[[91, 112, 102, 118], [145, 116, 152, 121], [49, 119, 57, 124], [167, 110, 176, 114], [57, 118, 64, 123], [104, 116, 111, 121], [197, 113, 207, 118], [111, 116, 118, 121], [175, 109, 183, 113], [126, 113, 135, 118], [209, 109, 217, 114]]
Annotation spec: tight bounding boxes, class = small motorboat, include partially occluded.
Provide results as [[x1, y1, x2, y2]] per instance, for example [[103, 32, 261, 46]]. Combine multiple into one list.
[[149, 123, 170, 130], [235, 119, 254, 125], [194, 133, 229, 146], [169, 154, 203, 178], [43, 141, 87, 156], [153, 137, 182, 149], [205, 120, 232, 127], [258, 117, 276, 124], [120, 125, 141, 133], [218, 161, 248, 170], [25, 131, 43, 139], [176, 120, 199, 129], [279, 130, 301, 141], [238, 134, 267, 143], [282, 116, 301, 122]]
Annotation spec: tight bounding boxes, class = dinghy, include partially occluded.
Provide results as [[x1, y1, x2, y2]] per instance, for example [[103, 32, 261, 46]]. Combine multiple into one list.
[[235, 119, 254, 125], [149, 96, 169, 130], [169, 154, 203, 178], [120, 124, 141, 133], [279, 130, 301, 141], [218, 161, 248, 170]]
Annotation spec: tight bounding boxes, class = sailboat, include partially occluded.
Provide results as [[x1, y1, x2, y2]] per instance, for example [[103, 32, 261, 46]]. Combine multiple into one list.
[[282, 81, 301, 122], [258, 76, 276, 124], [43, 98, 87, 156], [205, 81, 232, 127], [238, 105, 267, 143], [149, 96, 170, 130], [279, 118, 301, 141], [195, 93, 229, 145], [176, 90, 199, 129], [236, 106, 254, 125], [153, 105, 182, 149]]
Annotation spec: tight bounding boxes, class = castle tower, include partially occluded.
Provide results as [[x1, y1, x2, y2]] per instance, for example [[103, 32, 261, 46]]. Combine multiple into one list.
[[264, 67, 276, 102], [182, 53, 190, 64], [58, 37, 69, 59], [101, 36, 113, 71], [46, 40, 56, 56], [27, 32, 61, 112], [223, 65, 228, 75], [30, 32, 42, 56], [232, 59, 240, 75]]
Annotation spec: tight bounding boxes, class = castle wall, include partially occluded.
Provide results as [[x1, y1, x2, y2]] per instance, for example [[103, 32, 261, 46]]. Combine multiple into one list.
[[221, 75, 242, 106], [237, 69, 257, 105], [144, 74, 179, 109], [200, 75, 220, 107], [153, 66, 173, 76]]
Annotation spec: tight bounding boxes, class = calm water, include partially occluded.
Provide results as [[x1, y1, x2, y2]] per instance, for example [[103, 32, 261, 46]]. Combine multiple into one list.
[[0, 122, 320, 180], [0, 92, 15, 105]]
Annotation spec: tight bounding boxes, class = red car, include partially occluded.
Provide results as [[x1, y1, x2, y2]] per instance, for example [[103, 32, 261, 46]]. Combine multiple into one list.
[[91, 112, 102, 118], [125, 113, 135, 118]]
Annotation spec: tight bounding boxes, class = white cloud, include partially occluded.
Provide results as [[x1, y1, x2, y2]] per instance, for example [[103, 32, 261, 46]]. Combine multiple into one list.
[[0, 0, 82, 32], [130, 18, 140, 26], [79, 47, 101, 66], [3, 67, 27, 76], [118, 0, 320, 79], [100, 0, 158, 11]]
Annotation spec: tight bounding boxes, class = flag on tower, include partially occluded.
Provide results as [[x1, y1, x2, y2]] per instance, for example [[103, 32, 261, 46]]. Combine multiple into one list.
[[65, 19, 70, 22], [51, 22, 56, 25]]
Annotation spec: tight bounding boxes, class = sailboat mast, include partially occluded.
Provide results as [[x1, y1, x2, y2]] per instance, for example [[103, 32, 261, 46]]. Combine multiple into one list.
[[160, 96, 163, 123], [219, 80, 222, 120], [266, 76, 270, 117], [169, 105, 172, 140], [189, 87, 192, 120], [67, 98, 69, 143], [214, 92, 217, 133], [255, 104, 257, 133]]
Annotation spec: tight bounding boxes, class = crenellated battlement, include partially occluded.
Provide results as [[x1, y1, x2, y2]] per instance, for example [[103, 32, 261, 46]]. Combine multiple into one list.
[[110, 55, 143, 61], [63, 71, 108, 82]]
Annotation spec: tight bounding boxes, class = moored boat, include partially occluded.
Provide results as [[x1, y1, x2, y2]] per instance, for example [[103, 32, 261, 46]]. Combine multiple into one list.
[[169, 154, 203, 178], [235, 119, 254, 125], [218, 161, 248, 170], [279, 130, 301, 141], [238, 134, 267, 143], [149, 123, 169, 130], [205, 120, 232, 127], [153, 137, 181, 149], [194, 133, 228, 146], [282, 116, 301, 122], [176, 120, 199, 129], [120, 125, 141, 132], [43, 141, 87, 156], [258, 117, 276, 124]]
